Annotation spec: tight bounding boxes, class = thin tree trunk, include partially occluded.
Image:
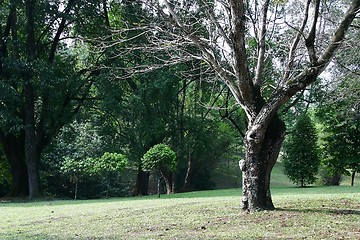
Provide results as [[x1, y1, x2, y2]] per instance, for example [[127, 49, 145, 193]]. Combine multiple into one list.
[[106, 182, 110, 199], [176, 78, 187, 193], [241, 115, 286, 212], [161, 172, 173, 194], [74, 176, 78, 200], [157, 175, 161, 198], [351, 171, 355, 187], [181, 148, 193, 192]]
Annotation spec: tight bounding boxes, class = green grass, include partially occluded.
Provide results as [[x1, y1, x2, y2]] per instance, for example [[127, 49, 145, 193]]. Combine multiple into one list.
[[212, 160, 360, 189], [1, 186, 359, 239], [270, 162, 296, 188], [211, 161, 295, 189]]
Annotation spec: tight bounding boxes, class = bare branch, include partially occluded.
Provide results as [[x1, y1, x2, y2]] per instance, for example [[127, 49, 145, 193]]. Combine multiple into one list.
[[228, 0, 256, 119], [254, 0, 270, 86], [318, 0, 360, 69], [283, 0, 311, 82], [48, 0, 76, 63], [202, 0, 232, 50], [305, 0, 321, 65]]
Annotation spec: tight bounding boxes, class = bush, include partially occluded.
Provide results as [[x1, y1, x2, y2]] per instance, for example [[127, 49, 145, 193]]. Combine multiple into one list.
[[141, 144, 176, 173], [141, 144, 176, 194], [318, 165, 342, 186]]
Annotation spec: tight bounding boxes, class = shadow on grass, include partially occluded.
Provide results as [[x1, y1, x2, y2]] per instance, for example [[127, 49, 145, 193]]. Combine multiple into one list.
[[276, 207, 360, 215]]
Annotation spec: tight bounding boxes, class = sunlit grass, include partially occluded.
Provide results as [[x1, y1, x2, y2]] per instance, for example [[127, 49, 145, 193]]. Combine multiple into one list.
[[1, 185, 359, 239]]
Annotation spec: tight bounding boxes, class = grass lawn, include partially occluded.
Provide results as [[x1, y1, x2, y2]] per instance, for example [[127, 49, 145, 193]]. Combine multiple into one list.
[[1, 185, 359, 239]]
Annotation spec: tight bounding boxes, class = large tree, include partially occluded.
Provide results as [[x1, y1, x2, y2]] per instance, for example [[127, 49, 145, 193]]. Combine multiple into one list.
[[116, 0, 360, 212], [0, 0, 108, 198]]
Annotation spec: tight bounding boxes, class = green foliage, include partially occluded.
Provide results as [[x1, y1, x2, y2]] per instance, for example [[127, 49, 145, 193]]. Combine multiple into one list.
[[60, 157, 91, 179], [283, 114, 320, 187], [88, 152, 128, 198], [91, 152, 128, 176], [47, 121, 105, 164], [59, 152, 128, 199], [41, 120, 131, 199], [317, 166, 342, 186], [0, 146, 11, 195], [315, 77, 359, 185], [0, 0, 111, 197], [178, 115, 238, 190], [141, 144, 177, 173]]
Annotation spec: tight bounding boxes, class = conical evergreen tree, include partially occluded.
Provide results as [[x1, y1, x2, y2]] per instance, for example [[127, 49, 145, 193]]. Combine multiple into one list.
[[283, 114, 320, 187]]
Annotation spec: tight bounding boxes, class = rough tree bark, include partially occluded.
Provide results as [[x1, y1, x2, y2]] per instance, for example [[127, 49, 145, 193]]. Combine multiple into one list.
[[241, 115, 286, 210]]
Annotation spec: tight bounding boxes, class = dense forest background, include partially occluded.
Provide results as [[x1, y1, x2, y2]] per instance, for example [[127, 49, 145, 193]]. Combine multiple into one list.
[[0, 0, 358, 200]]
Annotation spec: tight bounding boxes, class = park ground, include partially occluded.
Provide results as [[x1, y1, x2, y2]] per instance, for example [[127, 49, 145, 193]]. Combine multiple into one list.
[[0, 163, 359, 239]]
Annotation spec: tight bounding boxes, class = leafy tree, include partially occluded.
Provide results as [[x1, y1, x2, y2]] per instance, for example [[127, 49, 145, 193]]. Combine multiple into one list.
[[0, 0, 109, 198], [141, 144, 177, 194], [41, 120, 114, 199], [115, 0, 360, 212], [90, 152, 128, 198], [316, 80, 359, 186], [93, 55, 238, 194], [177, 115, 238, 192], [316, 19, 360, 186], [60, 157, 92, 200], [98, 2, 238, 196], [59, 152, 127, 200], [283, 114, 320, 187]]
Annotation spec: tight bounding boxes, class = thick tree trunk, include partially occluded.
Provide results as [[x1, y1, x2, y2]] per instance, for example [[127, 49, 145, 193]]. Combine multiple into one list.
[[24, 81, 40, 199], [241, 115, 286, 212], [351, 171, 356, 187], [0, 132, 29, 197], [24, 0, 40, 199], [8, 159, 28, 197], [134, 166, 149, 196]]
